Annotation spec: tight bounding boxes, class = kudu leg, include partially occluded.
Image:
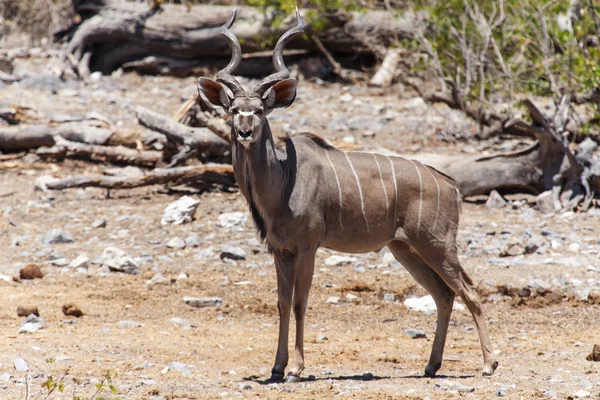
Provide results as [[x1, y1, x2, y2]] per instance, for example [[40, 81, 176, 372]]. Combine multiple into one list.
[[416, 243, 498, 376], [388, 241, 455, 377], [271, 251, 296, 381], [286, 249, 317, 383]]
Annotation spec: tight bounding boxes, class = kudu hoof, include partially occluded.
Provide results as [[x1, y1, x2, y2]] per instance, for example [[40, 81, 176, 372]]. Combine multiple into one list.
[[285, 374, 301, 383], [269, 371, 285, 382], [482, 361, 499, 376], [424, 362, 441, 377]]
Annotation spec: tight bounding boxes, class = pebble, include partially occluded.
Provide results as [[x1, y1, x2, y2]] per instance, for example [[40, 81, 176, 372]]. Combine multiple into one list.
[[146, 272, 167, 286], [166, 237, 186, 249], [160, 196, 200, 225], [185, 234, 201, 248], [239, 383, 252, 390], [518, 208, 537, 222], [220, 246, 246, 261], [404, 328, 427, 339], [169, 317, 191, 329], [92, 218, 107, 228], [16, 306, 39, 317], [161, 361, 191, 376], [62, 303, 84, 318], [326, 296, 340, 304], [184, 296, 222, 308], [317, 334, 328, 341], [13, 358, 28, 372], [0, 373, 11, 382], [486, 190, 507, 209], [536, 190, 555, 214], [41, 229, 74, 244], [435, 379, 474, 393], [19, 315, 45, 333], [69, 254, 89, 269], [383, 293, 395, 301], [404, 295, 465, 314], [117, 320, 143, 328], [98, 247, 140, 274], [324, 255, 357, 266], [218, 212, 247, 230], [572, 390, 591, 399], [568, 242, 581, 253]]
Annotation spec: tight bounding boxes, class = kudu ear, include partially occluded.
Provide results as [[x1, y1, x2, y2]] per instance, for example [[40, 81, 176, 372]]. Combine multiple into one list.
[[197, 77, 232, 110], [264, 78, 297, 109]]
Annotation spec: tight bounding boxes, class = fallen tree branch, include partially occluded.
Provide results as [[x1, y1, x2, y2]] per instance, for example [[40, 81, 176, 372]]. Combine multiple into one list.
[[40, 164, 235, 191], [0, 121, 113, 150], [37, 136, 163, 167]]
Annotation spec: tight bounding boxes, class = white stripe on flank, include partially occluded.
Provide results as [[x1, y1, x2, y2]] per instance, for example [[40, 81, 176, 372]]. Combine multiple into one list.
[[385, 155, 398, 225], [409, 160, 423, 236], [373, 153, 389, 220], [423, 164, 440, 232], [326, 152, 343, 227], [345, 153, 370, 231]]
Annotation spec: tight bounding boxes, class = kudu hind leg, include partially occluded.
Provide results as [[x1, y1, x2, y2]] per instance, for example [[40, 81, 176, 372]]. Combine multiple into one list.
[[417, 244, 498, 376], [388, 241, 455, 377], [271, 251, 296, 381]]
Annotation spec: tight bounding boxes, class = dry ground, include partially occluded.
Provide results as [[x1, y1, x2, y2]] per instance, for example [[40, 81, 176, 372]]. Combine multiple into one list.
[[1, 57, 599, 399]]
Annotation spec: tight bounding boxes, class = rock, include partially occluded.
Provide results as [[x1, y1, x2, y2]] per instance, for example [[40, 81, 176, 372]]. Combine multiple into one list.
[[92, 218, 107, 228], [572, 390, 590, 398], [435, 379, 474, 393], [486, 190, 507, 209], [13, 358, 28, 372], [19, 314, 45, 333], [184, 296, 222, 308], [568, 242, 581, 253], [62, 303, 84, 318], [404, 328, 427, 339], [220, 246, 246, 261], [161, 361, 191, 376], [500, 241, 525, 257], [170, 317, 192, 329], [383, 293, 395, 301], [518, 208, 537, 222], [166, 237, 186, 249], [404, 295, 465, 314], [326, 296, 340, 304], [19, 264, 43, 280], [117, 320, 143, 328], [185, 234, 201, 248], [536, 191, 555, 214], [146, 272, 167, 286], [239, 383, 252, 390], [0, 372, 11, 382], [317, 334, 328, 341], [160, 196, 200, 225], [528, 279, 552, 291], [17, 306, 39, 317], [41, 229, 74, 244], [586, 344, 600, 361], [324, 255, 357, 266], [69, 254, 89, 269], [98, 247, 140, 274], [218, 212, 247, 230]]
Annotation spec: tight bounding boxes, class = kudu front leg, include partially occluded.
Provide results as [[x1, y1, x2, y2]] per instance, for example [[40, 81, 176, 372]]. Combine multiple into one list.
[[286, 248, 317, 383], [271, 251, 296, 382]]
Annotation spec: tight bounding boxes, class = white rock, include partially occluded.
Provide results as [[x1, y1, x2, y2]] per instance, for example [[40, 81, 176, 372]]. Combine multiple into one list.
[[404, 295, 465, 314], [0, 372, 11, 382], [568, 243, 581, 253], [13, 358, 28, 371], [117, 320, 143, 328], [572, 390, 590, 398], [166, 237, 186, 249], [184, 296, 222, 308], [324, 255, 357, 266], [218, 212, 247, 229], [486, 190, 507, 209], [41, 229, 74, 244], [69, 253, 89, 269], [19, 315, 45, 334], [435, 379, 474, 392], [160, 196, 200, 225], [98, 247, 140, 274], [162, 361, 191, 376], [326, 296, 340, 304]]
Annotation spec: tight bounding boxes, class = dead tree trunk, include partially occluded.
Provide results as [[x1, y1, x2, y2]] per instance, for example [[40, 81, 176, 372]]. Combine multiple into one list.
[[60, 0, 419, 76]]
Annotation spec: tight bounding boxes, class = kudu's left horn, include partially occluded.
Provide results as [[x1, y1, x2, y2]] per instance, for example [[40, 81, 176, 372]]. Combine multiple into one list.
[[216, 8, 246, 96]]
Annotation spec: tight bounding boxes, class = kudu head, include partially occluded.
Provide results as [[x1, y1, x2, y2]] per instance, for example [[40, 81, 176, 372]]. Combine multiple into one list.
[[197, 8, 305, 148]]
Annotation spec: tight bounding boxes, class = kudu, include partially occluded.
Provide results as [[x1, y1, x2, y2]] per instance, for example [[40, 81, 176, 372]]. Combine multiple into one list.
[[197, 9, 498, 383]]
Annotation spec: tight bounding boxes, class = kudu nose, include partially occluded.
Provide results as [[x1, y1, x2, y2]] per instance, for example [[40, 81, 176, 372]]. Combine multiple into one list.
[[238, 130, 252, 139]]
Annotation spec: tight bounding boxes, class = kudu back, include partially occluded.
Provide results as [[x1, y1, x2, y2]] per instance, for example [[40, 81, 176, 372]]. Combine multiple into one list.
[[197, 8, 498, 383]]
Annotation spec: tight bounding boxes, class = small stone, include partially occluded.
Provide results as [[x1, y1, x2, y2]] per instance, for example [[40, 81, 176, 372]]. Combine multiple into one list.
[[117, 320, 143, 328], [92, 218, 107, 228], [404, 295, 465, 314], [383, 293, 395, 301], [486, 190, 507, 209], [435, 379, 474, 393], [41, 229, 74, 244], [500, 242, 525, 257], [184, 296, 222, 308], [324, 255, 357, 266], [572, 390, 590, 398], [568, 243, 581, 253], [326, 296, 340, 304], [317, 334, 328, 341], [185, 234, 201, 248], [345, 293, 358, 300], [17, 306, 39, 317], [518, 208, 537, 222], [166, 237, 186, 249], [218, 212, 247, 229], [19, 264, 43, 280], [160, 196, 200, 225], [62, 303, 84, 318], [528, 279, 552, 291], [19, 315, 45, 333], [404, 328, 427, 339], [170, 317, 191, 328], [146, 272, 167, 286], [220, 246, 246, 261], [162, 361, 191, 376], [536, 191, 555, 214], [69, 254, 89, 269], [0, 373, 11, 382], [239, 383, 252, 390], [98, 247, 140, 274], [13, 358, 28, 372]]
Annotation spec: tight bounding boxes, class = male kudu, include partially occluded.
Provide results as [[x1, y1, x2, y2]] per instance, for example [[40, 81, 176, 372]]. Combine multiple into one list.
[[197, 9, 498, 383]]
